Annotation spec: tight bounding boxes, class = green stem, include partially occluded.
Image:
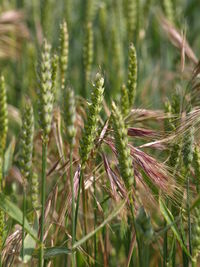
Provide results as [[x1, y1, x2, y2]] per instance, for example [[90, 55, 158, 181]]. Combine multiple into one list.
[[74, 170, 82, 236], [187, 172, 192, 256], [163, 222, 168, 267], [93, 171, 97, 266], [0, 158, 3, 267], [22, 186, 26, 261], [129, 195, 142, 266], [39, 141, 47, 267], [70, 145, 76, 267]]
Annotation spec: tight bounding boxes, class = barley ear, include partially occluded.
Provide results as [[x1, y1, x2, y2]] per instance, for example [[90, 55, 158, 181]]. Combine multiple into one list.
[[111, 101, 134, 189]]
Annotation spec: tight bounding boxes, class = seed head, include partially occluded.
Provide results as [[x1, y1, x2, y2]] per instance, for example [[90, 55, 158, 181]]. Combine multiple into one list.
[[59, 20, 68, 89], [63, 86, 76, 146], [193, 145, 200, 193], [83, 22, 94, 92], [127, 43, 137, 109], [121, 84, 129, 117], [111, 101, 134, 188], [192, 206, 200, 261], [32, 172, 39, 210], [80, 73, 104, 169], [18, 101, 34, 181], [51, 53, 59, 103], [182, 126, 194, 169], [37, 39, 54, 143]]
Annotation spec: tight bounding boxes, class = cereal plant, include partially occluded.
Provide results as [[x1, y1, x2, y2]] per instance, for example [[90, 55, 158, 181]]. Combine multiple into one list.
[[0, 0, 200, 266]]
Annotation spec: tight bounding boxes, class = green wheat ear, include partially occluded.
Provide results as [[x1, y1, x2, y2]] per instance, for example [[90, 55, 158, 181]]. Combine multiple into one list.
[[18, 101, 34, 181], [111, 101, 134, 189], [83, 21, 94, 97], [32, 172, 39, 210], [182, 127, 194, 171], [80, 73, 104, 170], [37, 39, 54, 143], [163, 0, 175, 24], [59, 20, 69, 90], [127, 43, 137, 110], [51, 53, 59, 103], [121, 84, 129, 117], [193, 145, 200, 193], [192, 206, 200, 262], [63, 86, 76, 147], [0, 75, 8, 157], [125, 0, 137, 41]]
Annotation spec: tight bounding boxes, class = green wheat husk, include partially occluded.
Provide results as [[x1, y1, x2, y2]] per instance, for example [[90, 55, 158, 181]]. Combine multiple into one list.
[[19, 101, 34, 181], [83, 21, 94, 97], [127, 43, 137, 110], [191, 206, 200, 264], [79, 73, 104, 170], [63, 86, 76, 146], [111, 101, 134, 189], [125, 0, 137, 41], [32, 172, 39, 210], [37, 39, 54, 143], [121, 84, 129, 117], [163, 0, 175, 24], [51, 53, 59, 103], [59, 20, 69, 90]]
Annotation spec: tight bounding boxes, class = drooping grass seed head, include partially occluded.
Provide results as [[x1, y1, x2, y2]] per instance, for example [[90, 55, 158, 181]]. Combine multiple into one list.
[[127, 43, 137, 109], [79, 73, 104, 170], [63, 86, 76, 147], [18, 101, 34, 182], [59, 20, 68, 89], [0, 75, 8, 157], [111, 101, 134, 189], [37, 39, 54, 143]]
